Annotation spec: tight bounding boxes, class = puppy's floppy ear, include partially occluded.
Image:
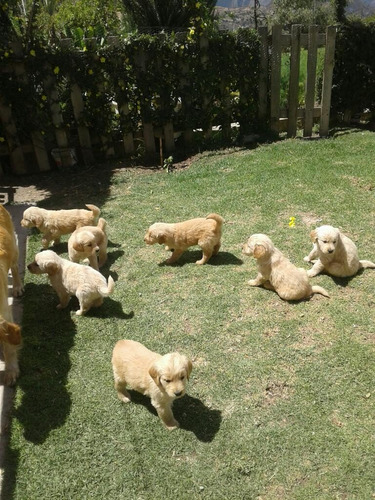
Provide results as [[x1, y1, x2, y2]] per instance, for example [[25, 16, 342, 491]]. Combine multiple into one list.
[[310, 229, 317, 242], [156, 232, 166, 245], [149, 363, 161, 387], [73, 241, 84, 252], [253, 244, 267, 259], [45, 262, 59, 275], [32, 215, 43, 227], [186, 359, 193, 380]]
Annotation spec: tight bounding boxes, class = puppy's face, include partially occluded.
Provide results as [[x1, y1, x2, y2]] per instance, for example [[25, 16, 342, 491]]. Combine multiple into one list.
[[144, 224, 166, 245], [149, 353, 192, 399], [0, 320, 22, 346], [21, 208, 42, 229], [73, 233, 99, 257], [242, 234, 273, 260], [311, 226, 340, 255], [27, 250, 60, 276]]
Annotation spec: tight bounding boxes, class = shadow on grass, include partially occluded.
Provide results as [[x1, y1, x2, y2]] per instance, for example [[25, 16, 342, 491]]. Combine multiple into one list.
[[127, 391, 221, 442], [158, 250, 243, 267], [13, 283, 76, 445]]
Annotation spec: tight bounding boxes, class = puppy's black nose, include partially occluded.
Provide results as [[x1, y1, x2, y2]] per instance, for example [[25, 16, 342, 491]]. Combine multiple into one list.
[[328, 249, 334, 253], [174, 391, 183, 397]]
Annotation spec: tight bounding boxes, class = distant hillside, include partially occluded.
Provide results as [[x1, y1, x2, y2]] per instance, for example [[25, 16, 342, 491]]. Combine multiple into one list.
[[216, 0, 375, 17]]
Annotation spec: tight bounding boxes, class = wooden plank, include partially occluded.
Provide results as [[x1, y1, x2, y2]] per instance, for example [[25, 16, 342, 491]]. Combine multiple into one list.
[[287, 25, 301, 138], [163, 122, 175, 153], [70, 82, 94, 165], [143, 123, 156, 155], [304, 25, 318, 137], [119, 102, 135, 155], [320, 26, 337, 137], [200, 36, 212, 138], [258, 26, 269, 125], [270, 25, 282, 133], [0, 102, 27, 175], [30, 131, 50, 172]]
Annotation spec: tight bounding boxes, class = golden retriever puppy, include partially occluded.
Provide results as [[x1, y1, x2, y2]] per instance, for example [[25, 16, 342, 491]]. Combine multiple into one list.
[[243, 233, 329, 301], [112, 339, 192, 430], [304, 225, 375, 278], [0, 205, 23, 384], [0, 205, 23, 297], [144, 213, 224, 264], [68, 218, 108, 271], [27, 250, 114, 316], [21, 204, 100, 249]]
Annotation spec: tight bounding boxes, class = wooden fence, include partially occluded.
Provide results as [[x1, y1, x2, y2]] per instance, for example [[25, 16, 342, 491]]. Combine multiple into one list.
[[0, 25, 336, 176]]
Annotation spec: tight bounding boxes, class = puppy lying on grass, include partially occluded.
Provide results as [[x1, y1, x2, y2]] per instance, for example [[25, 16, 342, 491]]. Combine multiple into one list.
[[28, 250, 114, 316], [243, 233, 329, 301], [144, 213, 224, 264], [68, 218, 108, 271], [304, 225, 375, 278], [112, 339, 192, 430], [21, 204, 100, 249]]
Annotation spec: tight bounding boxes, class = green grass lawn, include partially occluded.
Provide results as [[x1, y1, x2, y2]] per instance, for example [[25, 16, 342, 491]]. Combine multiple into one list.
[[4, 129, 375, 499]]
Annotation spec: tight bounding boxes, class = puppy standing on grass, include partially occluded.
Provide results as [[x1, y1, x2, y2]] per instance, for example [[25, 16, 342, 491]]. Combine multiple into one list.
[[68, 218, 108, 271], [21, 204, 100, 249], [144, 213, 224, 264], [304, 225, 375, 278], [27, 250, 114, 316], [0, 205, 23, 384], [243, 233, 329, 301], [112, 340, 192, 430]]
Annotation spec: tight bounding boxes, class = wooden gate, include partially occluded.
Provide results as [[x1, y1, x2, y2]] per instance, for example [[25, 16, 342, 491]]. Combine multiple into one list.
[[258, 25, 337, 137]]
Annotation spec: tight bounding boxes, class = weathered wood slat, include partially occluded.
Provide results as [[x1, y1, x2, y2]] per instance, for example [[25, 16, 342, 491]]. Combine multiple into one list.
[[270, 25, 282, 133], [304, 25, 318, 137], [287, 25, 301, 138], [320, 26, 337, 137], [258, 26, 269, 125]]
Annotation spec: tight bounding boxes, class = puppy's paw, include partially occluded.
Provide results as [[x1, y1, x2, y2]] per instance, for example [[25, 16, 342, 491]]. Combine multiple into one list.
[[75, 310, 84, 316], [303, 256, 311, 262], [4, 367, 19, 386], [118, 394, 131, 403], [13, 285, 24, 297], [306, 270, 315, 278], [248, 279, 259, 286], [165, 419, 179, 431]]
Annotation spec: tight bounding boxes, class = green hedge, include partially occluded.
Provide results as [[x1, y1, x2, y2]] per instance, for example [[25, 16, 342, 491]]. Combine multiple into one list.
[[331, 20, 375, 119], [0, 29, 260, 156]]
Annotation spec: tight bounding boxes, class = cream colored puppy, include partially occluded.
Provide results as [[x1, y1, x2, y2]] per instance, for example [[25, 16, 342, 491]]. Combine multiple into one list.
[[68, 218, 108, 270], [112, 340, 192, 430], [144, 213, 224, 264], [243, 233, 329, 301], [304, 225, 375, 278], [0, 205, 23, 384], [21, 204, 100, 249], [27, 250, 114, 316]]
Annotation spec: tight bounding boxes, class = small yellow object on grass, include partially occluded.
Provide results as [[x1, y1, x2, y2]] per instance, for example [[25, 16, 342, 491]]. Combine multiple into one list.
[[289, 216, 296, 228]]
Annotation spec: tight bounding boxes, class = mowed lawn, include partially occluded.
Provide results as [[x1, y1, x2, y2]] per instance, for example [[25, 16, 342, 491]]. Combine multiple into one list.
[[4, 129, 375, 499]]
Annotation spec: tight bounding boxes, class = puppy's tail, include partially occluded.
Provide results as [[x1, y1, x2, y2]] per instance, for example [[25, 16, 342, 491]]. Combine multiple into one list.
[[311, 285, 330, 298], [206, 213, 224, 227], [97, 217, 107, 233], [86, 204, 101, 221], [359, 259, 375, 269], [100, 275, 115, 296]]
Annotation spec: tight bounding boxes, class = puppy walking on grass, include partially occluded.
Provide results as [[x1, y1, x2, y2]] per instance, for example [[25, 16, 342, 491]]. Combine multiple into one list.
[[304, 225, 375, 278], [21, 204, 100, 249], [144, 213, 224, 265], [28, 250, 114, 316], [243, 234, 329, 301], [112, 340, 192, 430]]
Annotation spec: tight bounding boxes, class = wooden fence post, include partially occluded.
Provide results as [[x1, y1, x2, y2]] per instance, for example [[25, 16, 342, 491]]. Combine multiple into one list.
[[320, 26, 337, 137], [258, 26, 269, 126], [287, 25, 301, 138], [270, 25, 282, 133], [304, 25, 318, 137]]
